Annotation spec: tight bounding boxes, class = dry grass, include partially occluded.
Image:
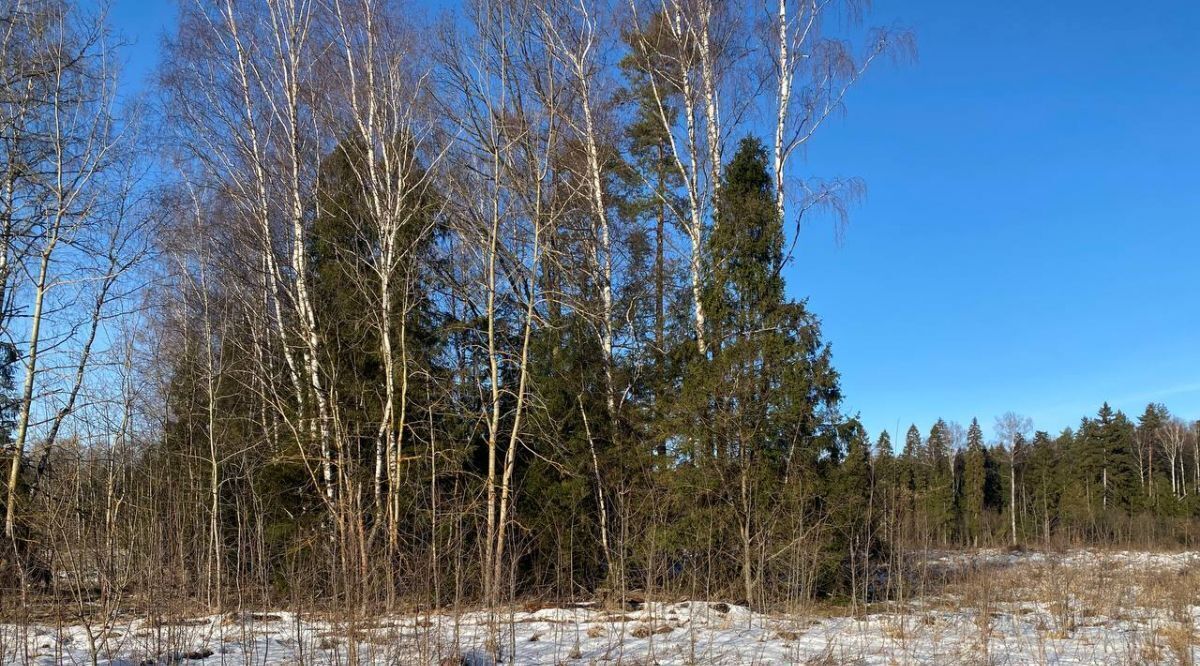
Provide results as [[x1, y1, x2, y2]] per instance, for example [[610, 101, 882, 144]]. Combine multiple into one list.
[[2, 550, 1197, 664], [899, 549, 1200, 664]]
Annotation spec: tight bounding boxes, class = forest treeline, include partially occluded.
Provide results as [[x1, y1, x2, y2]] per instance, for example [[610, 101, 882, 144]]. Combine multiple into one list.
[[1, 0, 1198, 617]]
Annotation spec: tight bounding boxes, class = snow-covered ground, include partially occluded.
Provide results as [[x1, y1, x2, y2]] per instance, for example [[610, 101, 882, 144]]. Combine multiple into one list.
[[922, 547, 1200, 574], [2, 549, 1197, 664]]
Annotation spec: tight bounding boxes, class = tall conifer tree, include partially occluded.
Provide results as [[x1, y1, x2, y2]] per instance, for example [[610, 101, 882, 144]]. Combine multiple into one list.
[[680, 136, 843, 603], [962, 418, 987, 546]]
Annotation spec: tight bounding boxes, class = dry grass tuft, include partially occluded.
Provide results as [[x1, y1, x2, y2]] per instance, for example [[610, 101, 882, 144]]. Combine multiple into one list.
[[629, 623, 673, 638]]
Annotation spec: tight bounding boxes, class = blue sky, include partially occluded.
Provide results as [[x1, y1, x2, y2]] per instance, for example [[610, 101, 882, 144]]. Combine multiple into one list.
[[99, 0, 1200, 441], [790, 0, 1200, 439]]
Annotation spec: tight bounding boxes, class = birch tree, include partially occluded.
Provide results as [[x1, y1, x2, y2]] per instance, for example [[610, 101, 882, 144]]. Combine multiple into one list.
[[765, 0, 911, 256], [166, 0, 340, 511], [2, 0, 133, 540], [1163, 418, 1188, 498], [995, 411, 1031, 546], [325, 0, 446, 554], [436, 0, 561, 603]]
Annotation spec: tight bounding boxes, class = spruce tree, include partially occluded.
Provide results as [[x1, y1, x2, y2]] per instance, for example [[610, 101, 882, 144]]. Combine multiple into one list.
[[875, 430, 894, 460], [901, 425, 924, 534], [828, 421, 879, 603], [925, 419, 954, 544], [872, 430, 899, 547], [1026, 430, 1058, 545], [961, 418, 987, 546], [1136, 403, 1169, 503], [1105, 409, 1138, 511], [903, 425, 924, 460], [679, 136, 842, 603], [873, 430, 894, 488], [1078, 404, 1138, 518]]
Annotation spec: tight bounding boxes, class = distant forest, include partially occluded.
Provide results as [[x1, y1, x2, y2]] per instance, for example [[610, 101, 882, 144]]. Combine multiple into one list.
[[1, 0, 1196, 616]]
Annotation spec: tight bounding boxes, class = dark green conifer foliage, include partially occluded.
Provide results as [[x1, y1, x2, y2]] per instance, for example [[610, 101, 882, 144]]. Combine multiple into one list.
[[678, 136, 843, 603], [873, 431, 894, 487], [311, 138, 386, 460], [618, 26, 686, 458], [1054, 427, 1091, 539], [961, 418, 987, 546], [307, 136, 446, 587], [1136, 403, 1170, 505], [875, 430, 893, 459], [41, 0, 1200, 615], [902, 425, 923, 459], [1025, 430, 1058, 545], [924, 419, 954, 544], [1075, 403, 1139, 528], [686, 135, 842, 468], [872, 430, 902, 548], [0, 342, 13, 453], [827, 420, 881, 604], [0, 341, 16, 542], [899, 424, 923, 536]]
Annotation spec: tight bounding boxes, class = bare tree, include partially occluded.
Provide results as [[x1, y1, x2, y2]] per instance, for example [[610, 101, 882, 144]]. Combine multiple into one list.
[[765, 0, 912, 251], [165, 0, 343, 514], [2, 0, 137, 541], [325, 0, 447, 557], [995, 412, 1031, 546], [436, 0, 563, 604], [1193, 420, 1199, 496], [1163, 418, 1188, 498]]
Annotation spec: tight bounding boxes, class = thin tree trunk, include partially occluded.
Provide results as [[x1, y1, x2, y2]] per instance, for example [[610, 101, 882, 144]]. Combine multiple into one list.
[[1010, 461, 1017, 545], [579, 395, 613, 582], [4, 229, 56, 538]]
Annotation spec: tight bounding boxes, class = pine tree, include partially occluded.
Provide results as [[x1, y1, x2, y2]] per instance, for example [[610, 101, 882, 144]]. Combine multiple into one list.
[[618, 38, 686, 460]]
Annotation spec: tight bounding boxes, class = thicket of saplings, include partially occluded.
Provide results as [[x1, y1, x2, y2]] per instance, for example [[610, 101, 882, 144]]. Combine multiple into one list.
[[6, 393, 1199, 620], [2, 0, 1198, 635]]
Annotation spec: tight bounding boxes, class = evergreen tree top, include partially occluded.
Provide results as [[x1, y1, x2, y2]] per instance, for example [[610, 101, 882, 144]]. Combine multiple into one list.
[[903, 424, 922, 456], [704, 135, 789, 338], [875, 430, 892, 457], [967, 418, 984, 451]]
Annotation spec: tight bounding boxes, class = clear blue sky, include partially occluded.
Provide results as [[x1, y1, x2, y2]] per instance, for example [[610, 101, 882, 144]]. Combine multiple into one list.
[[100, 0, 1200, 441], [790, 0, 1200, 439]]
